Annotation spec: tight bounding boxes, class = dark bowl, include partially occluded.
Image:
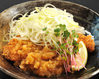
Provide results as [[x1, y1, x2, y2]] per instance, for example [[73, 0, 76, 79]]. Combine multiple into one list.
[[0, 0, 99, 79]]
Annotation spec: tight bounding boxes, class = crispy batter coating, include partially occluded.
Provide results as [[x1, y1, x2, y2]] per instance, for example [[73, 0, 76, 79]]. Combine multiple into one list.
[[3, 39, 37, 61], [77, 33, 95, 52], [3, 39, 64, 77], [20, 52, 63, 77]]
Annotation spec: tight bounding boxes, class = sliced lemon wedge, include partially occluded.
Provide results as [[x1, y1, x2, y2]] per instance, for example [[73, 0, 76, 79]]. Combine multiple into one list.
[[72, 41, 88, 71]]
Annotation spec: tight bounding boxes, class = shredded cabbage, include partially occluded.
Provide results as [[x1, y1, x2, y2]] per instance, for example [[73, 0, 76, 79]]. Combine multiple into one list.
[[9, 3, 85, 46]]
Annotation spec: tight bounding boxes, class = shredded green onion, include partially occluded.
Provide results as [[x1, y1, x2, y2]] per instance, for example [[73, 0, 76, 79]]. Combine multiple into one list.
[[8, 3, 85, 46]]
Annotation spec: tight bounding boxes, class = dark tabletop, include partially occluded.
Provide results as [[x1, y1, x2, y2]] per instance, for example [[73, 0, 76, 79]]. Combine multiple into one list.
[[0, 0, 99, 79]]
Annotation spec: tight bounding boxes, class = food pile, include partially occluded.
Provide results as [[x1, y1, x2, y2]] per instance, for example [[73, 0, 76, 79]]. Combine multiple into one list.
[[2, 4, 95, 77]]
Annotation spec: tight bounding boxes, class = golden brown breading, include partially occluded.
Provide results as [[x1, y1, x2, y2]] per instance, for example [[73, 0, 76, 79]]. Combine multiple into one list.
[[20, 52, 63, 77], [3, 39, 37, 61], [3, 39, 64, 77], [77, 33, 95, 52]]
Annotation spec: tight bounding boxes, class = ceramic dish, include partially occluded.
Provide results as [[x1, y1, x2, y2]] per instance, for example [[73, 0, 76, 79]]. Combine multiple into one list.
[[0, 0, 99, 79]]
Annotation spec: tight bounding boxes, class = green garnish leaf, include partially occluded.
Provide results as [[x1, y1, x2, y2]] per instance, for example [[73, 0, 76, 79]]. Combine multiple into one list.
[[73, 40, 78, 46], [63, 30, 70, 38], [59, 51, 64, 55], [57, 41, 60, 45], [72, 30, 79, 38], [75, 34, 79, 38], [62, 56, 67, 61], [73, 39, 79, 53], [60, 43, 66, 49], [72, 35, 76, 38], [55, 32, 60, 36], [72, 30, 75, 34], [54, 28, 60, 32], [68, 41, 71, 45], [73, 40, 76, 45], [42, 27, 47, 31], [59, 24, 66, 31]]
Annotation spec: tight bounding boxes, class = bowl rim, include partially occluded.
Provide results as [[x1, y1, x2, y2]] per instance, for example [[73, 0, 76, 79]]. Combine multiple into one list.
[[0, 0, 99, 79]]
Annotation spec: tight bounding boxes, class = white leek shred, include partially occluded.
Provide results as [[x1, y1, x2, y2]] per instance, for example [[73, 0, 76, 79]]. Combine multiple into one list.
[[9, 3, 86, 46]]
